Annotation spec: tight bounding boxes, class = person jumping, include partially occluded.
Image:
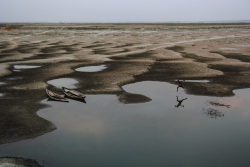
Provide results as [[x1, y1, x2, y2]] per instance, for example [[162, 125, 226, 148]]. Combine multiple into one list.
[[176, 80, 186, 92]]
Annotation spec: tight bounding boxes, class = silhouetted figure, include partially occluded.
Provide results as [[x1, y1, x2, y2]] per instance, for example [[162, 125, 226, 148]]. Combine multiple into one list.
[[175, 96, 187, 108], [176, 80, 186, 92]]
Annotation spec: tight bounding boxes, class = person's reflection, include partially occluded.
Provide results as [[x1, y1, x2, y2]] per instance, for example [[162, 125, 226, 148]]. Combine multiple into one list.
[[175, 96, 187, 108]]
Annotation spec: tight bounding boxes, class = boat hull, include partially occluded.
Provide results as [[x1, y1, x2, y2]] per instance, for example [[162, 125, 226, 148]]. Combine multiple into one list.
[[46, 89, 68, 102], [62, 87, 86, 99]]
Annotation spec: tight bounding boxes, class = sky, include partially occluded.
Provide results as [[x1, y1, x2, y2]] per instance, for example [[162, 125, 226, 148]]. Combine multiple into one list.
[[0, 0, 250, 23]]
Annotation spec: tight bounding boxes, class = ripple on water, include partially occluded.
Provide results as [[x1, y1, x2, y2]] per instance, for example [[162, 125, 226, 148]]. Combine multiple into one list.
[[75, 65, 106, 72], [14, 65, 41, 70], [47, 78, 78, 89]]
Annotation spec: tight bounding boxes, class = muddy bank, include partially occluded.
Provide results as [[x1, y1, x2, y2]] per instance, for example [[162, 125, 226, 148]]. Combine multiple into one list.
[[0, 26, 250, 145], [0, 157, 45, 167]]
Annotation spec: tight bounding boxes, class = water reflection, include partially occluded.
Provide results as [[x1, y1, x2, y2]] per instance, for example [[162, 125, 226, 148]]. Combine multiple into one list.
[[205, 108, 224, 119], [0, 82, 250, 167], [175, 96, 187, 108], [64, 95, 87, 103], [46, 98, 68, 103]]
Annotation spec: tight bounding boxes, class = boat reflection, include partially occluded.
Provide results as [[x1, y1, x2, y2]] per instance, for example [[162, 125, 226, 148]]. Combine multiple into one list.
[[47, 98, 69, 103], [64, 95, 86, 103], [47, 97, 86, 103]]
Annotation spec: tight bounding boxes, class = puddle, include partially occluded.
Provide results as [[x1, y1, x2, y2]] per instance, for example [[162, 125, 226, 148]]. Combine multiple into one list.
[[14, 65, 41, 70], [0, 82, 5, 86], [75, 65, 106, 72], [0, 81, 250, 167], [220, 48, 237, 50], [0, 93, 3, 97], [47, 78, 78, 89], [181, 80, 209, 83]]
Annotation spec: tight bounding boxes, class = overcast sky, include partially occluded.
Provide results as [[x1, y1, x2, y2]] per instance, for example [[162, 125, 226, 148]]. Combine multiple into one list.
[[1, 0, 250, 22]]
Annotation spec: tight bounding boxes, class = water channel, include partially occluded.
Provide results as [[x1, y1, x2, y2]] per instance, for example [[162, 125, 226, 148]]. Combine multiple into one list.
[[0, 81, 250, 167]]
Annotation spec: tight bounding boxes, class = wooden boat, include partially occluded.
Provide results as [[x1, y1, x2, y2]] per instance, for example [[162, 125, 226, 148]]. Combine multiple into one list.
[[62, 87, 86, 99], [63, 95, 87, 103], [46, 89, 68, 102]]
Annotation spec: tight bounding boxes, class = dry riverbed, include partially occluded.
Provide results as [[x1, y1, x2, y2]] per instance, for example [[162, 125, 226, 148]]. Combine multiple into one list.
[[0, 24, 250, 148]]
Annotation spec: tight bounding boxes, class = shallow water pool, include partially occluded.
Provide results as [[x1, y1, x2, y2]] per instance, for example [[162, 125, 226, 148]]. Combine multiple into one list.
[[14, 65, 41, 69], [75, 65, 106, 72], [47, 78, 78, 89], [0, 81, 250, 167], [183, 80, 209, 82]]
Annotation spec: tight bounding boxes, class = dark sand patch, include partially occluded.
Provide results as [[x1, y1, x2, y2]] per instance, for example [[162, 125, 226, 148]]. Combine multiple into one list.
[[113, 43, 138, 48], [1, 43, 39, 54], [0, 54, 14, 59], [25, 53, 64, 60], [110, 51, 156, 60], [166, 45, 184, 52], [48, 41, 63, 45], [92, 48, 107, 54], [40, 44, 78, 54], [93, 48, 130, 55], [166, 45, 222, 62], [0, 41, 10, 50], [180, 52, 222, 63], [82, 43, 112, 48], [210, 51, 250, 62]]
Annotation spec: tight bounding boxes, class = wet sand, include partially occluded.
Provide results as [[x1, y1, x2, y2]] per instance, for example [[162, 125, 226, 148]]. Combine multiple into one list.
[[0, 157, 44, 167], [0, 23, 250, 146]]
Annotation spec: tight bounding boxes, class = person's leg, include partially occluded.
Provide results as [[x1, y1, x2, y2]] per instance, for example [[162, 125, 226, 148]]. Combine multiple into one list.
[[177, 86, 179, 92]]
